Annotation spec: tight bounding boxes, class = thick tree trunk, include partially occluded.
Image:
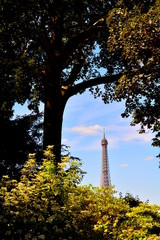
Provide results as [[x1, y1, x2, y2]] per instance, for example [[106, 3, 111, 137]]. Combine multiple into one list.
[[43, 79, 67, 164], [42, 1, 65, 165]]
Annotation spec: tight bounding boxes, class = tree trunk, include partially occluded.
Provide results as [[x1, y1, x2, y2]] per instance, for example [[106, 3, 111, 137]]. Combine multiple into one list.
[[43, 78, 67, 164]]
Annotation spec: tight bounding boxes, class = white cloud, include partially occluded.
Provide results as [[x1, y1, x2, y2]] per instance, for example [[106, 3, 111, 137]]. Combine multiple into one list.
[[122, 131, 152, 142], [120, 164, 128, 167], [144, 156, 154, 161], [107, 124, 153, 143], [64, 123, 154, 151], [68, 125, 102, 136]]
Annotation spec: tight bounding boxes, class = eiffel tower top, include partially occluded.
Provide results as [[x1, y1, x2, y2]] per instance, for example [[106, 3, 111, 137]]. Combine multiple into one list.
[[100, 128, 110, 187]]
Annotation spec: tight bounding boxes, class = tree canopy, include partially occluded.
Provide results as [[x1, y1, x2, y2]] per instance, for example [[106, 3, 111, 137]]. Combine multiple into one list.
[[106, 0, 160, 155], [1, 0, 159, 163]]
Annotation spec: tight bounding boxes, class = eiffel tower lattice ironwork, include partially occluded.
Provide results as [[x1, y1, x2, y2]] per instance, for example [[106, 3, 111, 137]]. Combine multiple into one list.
[[100, 130, 111, 187]]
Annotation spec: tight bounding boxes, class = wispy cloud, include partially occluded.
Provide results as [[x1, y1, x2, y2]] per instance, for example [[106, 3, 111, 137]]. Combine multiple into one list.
[[68, 125, 102, 136], [64, 121, 154, 152], [122, 131, 152, 142], [106, 124, 153, 142], [66, 123, 153, 143], [144, 156, 154, 161], [120, 164, 128, 167]]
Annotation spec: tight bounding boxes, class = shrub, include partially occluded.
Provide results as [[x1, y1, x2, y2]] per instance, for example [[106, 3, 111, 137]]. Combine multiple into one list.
[[0, 146, 159, 239]]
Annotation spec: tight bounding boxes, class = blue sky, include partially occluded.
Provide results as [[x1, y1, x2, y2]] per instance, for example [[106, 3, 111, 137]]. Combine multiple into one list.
[[15, 89, 160, 205], [62, 89, 160, 205]]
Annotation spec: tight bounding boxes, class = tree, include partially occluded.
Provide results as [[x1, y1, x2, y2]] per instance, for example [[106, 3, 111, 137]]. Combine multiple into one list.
[[1, 0, 159, 163], [0, 113, 43, 179], [106, 0, 160, 155]]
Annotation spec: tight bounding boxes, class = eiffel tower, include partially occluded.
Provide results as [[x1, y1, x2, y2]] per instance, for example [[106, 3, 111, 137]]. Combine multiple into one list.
[[100, 130, 111, 187]]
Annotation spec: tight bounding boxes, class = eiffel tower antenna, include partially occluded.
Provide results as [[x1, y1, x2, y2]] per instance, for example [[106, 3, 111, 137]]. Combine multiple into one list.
[[103, 128, 105, 138]]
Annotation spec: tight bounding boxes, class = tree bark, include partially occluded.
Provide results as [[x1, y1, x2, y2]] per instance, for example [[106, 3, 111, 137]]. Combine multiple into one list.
[[43, 77, 67, 164], [42, 1, 65, 164]]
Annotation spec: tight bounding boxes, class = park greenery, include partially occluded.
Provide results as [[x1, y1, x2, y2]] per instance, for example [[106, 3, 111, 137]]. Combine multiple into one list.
[[1, 0, 160, 168], [0, 146, 160, 239], [1, 0, 160, 237]]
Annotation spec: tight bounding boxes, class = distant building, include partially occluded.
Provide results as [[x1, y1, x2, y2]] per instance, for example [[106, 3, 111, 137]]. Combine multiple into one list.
[[100, 130, 111, 187]]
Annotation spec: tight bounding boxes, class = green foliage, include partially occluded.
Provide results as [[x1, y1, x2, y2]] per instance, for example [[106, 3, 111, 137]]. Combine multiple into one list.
[[1, 0, 116, 110], [106, 0, 160, 155], [0, 146, 160, 239]]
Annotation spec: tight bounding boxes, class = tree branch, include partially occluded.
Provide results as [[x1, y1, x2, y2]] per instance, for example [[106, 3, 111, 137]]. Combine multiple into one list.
[[61, 17, 106, 66], [64, 73, 122, 99]]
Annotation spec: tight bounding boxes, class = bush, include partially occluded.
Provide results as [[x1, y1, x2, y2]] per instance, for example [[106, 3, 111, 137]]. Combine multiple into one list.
[[0, 146, 160, 239]]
